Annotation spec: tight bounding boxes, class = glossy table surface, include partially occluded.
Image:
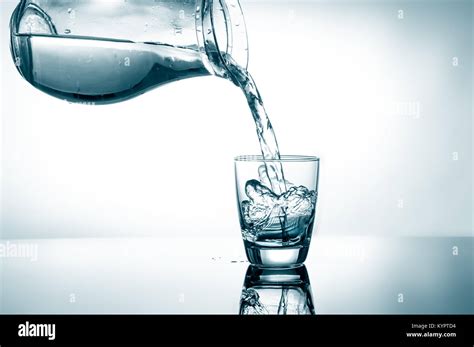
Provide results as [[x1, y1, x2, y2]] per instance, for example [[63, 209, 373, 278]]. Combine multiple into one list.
[[1, 236, 472, 314]]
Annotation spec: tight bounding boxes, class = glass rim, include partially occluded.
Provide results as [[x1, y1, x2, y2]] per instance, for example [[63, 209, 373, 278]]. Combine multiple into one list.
[[234, 155, 319, 162]]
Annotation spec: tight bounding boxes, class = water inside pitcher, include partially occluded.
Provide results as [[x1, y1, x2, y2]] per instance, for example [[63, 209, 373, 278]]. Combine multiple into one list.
[[10, 0, 249, 104]]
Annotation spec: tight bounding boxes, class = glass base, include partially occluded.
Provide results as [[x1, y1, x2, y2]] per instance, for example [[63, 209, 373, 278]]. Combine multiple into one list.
[[244, 243, 309, 268]]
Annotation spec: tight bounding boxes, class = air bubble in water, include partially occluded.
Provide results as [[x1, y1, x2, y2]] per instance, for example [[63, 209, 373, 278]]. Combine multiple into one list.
[[241, 179, 316, 231], [64, 28, 71, 34]]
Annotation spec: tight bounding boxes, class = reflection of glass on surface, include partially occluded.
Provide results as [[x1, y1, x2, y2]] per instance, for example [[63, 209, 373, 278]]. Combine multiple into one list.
[[239, 265, 315, 315]]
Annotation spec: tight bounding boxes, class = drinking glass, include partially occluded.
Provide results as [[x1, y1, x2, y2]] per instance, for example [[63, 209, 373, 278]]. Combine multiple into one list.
[[235, 155, 319, 268]]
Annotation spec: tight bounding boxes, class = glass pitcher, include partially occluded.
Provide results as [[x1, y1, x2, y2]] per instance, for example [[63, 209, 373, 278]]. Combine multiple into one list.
[[10, 0, 248, 104]]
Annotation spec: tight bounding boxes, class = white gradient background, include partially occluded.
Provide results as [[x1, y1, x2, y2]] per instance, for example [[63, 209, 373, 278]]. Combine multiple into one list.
[[1, 0, 473, 240]]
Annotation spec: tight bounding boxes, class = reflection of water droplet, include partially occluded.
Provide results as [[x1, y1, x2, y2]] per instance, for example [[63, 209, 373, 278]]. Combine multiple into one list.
[[64, 28, 71, 34]]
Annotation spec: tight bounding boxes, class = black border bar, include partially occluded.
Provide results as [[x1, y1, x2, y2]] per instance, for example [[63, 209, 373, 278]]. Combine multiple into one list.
[[0, 314, 472, 345]]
